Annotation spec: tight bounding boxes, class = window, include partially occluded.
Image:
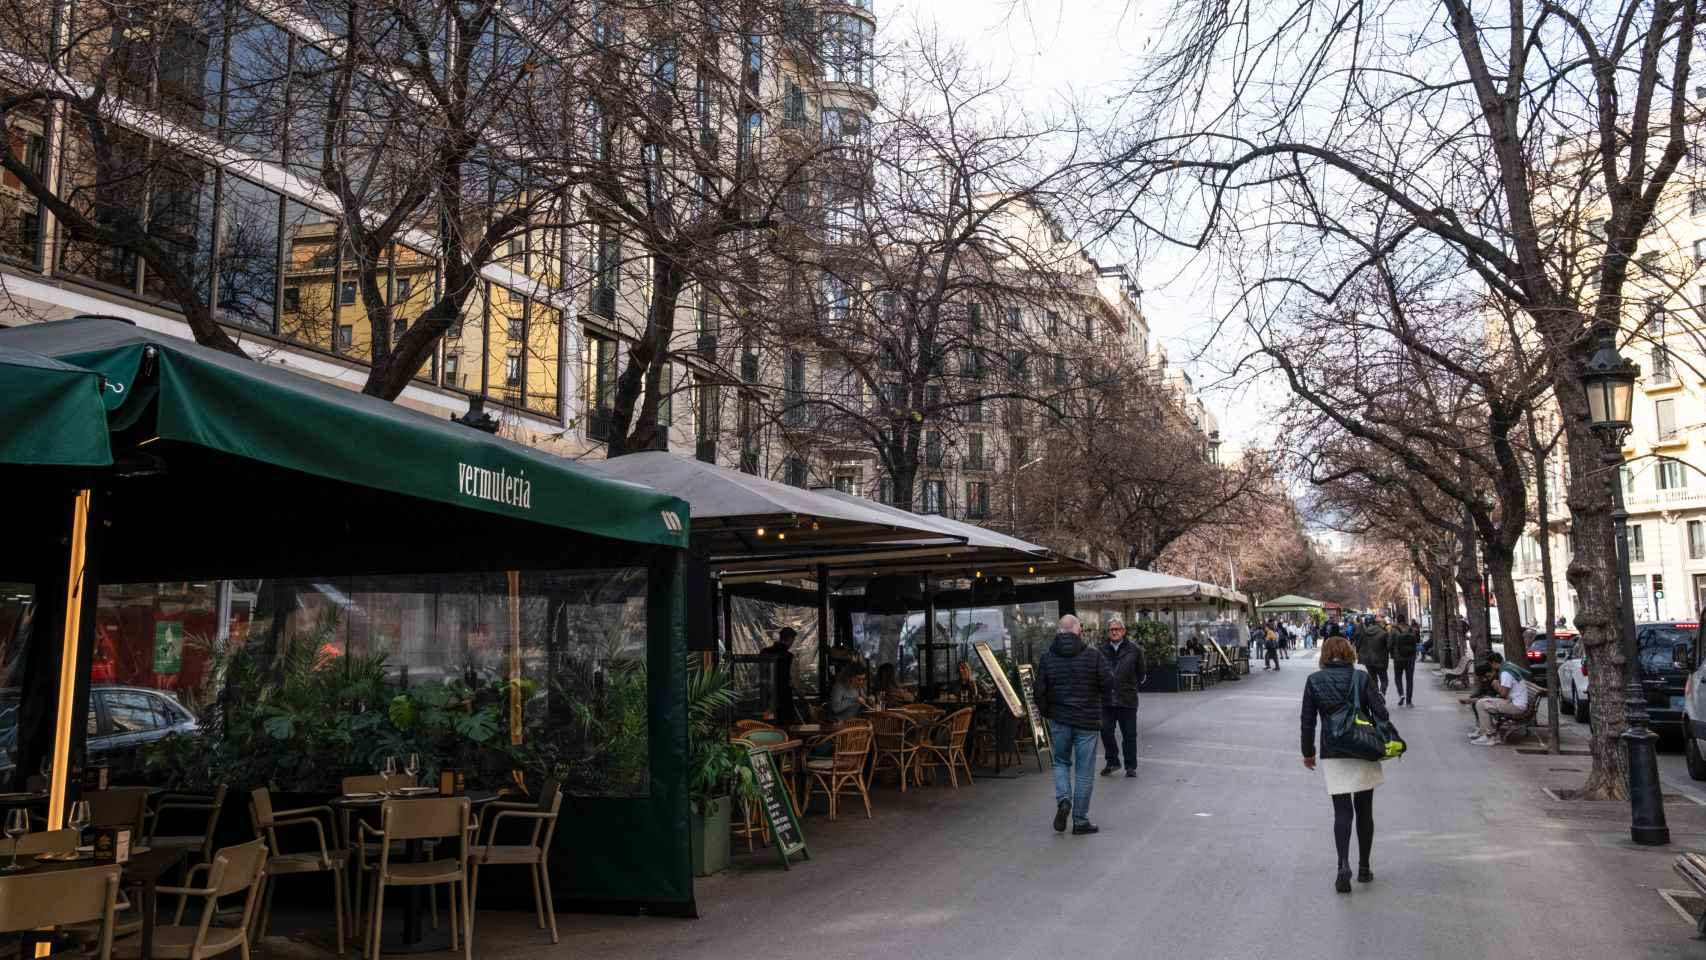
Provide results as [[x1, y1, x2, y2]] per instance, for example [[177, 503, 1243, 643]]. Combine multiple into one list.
[[821, 13, 874, 86], [105, 692, 164, 734], [1083, 314, 1094, 339], [1621, 464, 1635, 493], [923, 479, 946, 514], [1696, 238, 1706, 265], [783, 81, 806, 123], [1011, 435, 1029, 466], [335, 324, 353, 351], [282, 287, 301, 313], [394, 278, 412, 303], [833, 474, 854, 493], [694, 383, 719, 442], [392, 316, 407, 343], [657, 362, 673, 425], [1657, 397, 1679, 439], [584, 331, 618, 441], [878, 477, 895, 504], [966, 398, 984, 423], [1008, 350, 1027, 384], [1630, 523, 1646, 563], [965, 481, 988, 518], [968, 303, 983, 336], [508, 313, 524, 341], [1690, 520, 1706, 560], [824, 272, 850, 323], [1659, 459, 1687, 490], [1651, 345, 1674, 383], [926, 431, 943, 468], [505, 353, 521, 387], [341, 281, 357, 306], [784, 351, 807, 425], [736, 110, 761, 177], [1047, 311, 1061, 336], [784, 456, 807, 488], [968, 433, 984, 470], [590, 225, 619, 315], [444, 352, 462, 388], [1053, 354, 1067, 386], [1005, 307, 1021, 330]]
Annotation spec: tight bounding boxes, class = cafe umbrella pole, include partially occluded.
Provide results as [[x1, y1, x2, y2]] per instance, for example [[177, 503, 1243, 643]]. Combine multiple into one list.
[[47, 488, 92, 832]]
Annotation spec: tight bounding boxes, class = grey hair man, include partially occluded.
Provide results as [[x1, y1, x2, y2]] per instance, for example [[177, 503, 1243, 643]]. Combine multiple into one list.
[[1032, 612, 1112, 834], [1098, 616, 1146, 778]]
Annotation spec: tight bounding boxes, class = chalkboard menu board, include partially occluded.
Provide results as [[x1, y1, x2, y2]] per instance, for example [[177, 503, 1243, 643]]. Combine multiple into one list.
[[745, 747, 808, 868], [1017, 663, 1051, 759], [974, 641, 1024, 718]]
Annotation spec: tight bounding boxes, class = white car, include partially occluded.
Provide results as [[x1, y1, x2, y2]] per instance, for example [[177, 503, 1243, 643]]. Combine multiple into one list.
[[1557, 648, 1591, 723]]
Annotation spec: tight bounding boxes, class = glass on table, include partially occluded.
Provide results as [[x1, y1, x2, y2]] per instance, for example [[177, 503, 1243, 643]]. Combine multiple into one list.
[[4, 808, 27, 871], [68, 800, 91, 843], [382, 755, 398, 794]]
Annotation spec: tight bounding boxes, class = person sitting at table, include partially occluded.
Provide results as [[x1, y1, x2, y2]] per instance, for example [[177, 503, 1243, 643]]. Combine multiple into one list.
[[1185, 634, 1207, 657], [875, 662, 915, 705], [828, 663, 870, 723]]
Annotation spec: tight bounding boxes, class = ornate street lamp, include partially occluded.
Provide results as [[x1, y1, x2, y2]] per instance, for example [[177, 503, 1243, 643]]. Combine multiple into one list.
[[1578, 326, 1669, 846]]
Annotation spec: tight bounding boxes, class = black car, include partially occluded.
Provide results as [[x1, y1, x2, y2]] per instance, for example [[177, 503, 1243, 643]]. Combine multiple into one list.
[[1523, 632, 1579, 688], [1, 685, 199, 783], [1636, 621, 1696, 735]]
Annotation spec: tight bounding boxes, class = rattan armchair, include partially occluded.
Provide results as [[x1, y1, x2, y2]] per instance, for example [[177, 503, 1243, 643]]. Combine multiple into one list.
[[802, 722, 874, 819], [916, 707, 976, 788], [868, 710, 920, 791]]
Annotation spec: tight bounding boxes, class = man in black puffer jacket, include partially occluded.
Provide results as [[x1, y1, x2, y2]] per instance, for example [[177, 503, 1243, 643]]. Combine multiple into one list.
[[1033, 615, 1112, 835]]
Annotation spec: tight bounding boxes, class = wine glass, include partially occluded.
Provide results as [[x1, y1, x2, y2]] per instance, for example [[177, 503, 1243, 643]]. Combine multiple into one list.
[[5, 808, 28, 870], [68, 800, 91, 844], [405, 753, 419, 788], [381, 755, 397, 794]]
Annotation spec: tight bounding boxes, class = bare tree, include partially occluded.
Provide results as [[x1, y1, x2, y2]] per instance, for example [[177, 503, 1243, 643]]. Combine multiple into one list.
[[1113, 0, 1701, 799]]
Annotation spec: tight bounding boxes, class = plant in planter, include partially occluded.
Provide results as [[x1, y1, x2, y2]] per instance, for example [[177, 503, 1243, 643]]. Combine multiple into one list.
[[686, 657, 759, 876], [1133, 620, 1180, 692]]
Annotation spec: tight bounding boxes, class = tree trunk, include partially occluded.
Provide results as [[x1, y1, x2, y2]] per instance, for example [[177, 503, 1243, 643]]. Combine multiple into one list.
[[1557, 382, 1631, 800], [1456, 515, 1490, 662], [1484, 546, 1526, 658], [608, 256, 686, 457], [1533, 447, 1561, 753]]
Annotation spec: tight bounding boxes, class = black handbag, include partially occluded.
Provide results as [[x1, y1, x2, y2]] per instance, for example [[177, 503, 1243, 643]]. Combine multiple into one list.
[[1325, 671, 1386, 761]]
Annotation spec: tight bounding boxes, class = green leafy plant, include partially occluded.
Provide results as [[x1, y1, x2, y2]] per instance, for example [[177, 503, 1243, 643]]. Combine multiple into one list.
[[1133, 620, 1177, 665], [686, 656, 759, 816]]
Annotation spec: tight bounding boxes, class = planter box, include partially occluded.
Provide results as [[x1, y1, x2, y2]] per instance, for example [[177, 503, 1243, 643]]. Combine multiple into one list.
[[690, 795, 731, 877], [1147, 663, 1180, 692]]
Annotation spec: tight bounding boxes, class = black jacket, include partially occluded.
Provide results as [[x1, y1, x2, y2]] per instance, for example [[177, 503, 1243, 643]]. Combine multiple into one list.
[[1099, 639, 1146, 709], [1301, 664, 1392, 759], [1390, 628, 1419, 663], [1033, 632, 1110, 730], [1359, 626, 1390, 669]]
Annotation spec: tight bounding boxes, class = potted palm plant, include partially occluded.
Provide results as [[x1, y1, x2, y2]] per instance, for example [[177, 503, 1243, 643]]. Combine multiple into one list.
[[687, 657, 759, 876]]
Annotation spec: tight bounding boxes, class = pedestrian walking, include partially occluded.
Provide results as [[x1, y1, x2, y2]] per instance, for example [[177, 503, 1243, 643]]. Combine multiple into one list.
[[1032, 614, 1112, 835], [1279, 621, 1292, 659], [1098, 617, 1145, 778], [1360, 617, 1391, 694], [1390, 619, 1419, 706], [1301, 636, 1391, 893], [1262, 622, 1281, 670]]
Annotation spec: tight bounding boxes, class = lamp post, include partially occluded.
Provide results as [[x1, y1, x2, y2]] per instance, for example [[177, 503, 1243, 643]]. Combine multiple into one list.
[[1578, 326, 1669, 846]]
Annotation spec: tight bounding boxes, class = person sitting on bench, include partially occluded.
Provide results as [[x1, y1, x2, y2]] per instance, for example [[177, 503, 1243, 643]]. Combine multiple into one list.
[[1468, 653, 1528, 746]]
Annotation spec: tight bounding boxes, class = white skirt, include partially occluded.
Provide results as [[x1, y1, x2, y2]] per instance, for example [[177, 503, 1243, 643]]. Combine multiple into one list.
[[1320, 757, 1384, 795]]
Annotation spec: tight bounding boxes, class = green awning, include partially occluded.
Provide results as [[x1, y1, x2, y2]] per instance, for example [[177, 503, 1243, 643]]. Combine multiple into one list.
[[0, 318, 687, 548], [0, 345, 112, 466]]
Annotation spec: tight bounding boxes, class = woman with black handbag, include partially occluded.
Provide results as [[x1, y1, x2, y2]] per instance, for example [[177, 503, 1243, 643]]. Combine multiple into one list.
[[1301, 636, 1397, 893]]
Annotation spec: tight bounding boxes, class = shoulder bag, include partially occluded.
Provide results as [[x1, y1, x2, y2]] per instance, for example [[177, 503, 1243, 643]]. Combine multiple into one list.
[[1324, 671, 1387, 761]]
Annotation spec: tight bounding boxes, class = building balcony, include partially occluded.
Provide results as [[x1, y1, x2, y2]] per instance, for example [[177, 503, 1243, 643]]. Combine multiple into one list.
[[1624, 485, 1706, 513]]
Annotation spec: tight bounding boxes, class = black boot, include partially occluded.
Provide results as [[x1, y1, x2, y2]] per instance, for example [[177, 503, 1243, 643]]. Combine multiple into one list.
[[1336, 864, 1353, 893], [1358, 865, 1373, 883]]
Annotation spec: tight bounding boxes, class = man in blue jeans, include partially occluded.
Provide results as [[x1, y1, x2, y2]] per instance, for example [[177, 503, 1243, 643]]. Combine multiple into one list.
[[1031, 614, 1112, 835]]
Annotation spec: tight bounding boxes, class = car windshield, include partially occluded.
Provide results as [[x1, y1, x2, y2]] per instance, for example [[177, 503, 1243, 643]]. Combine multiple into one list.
[[1638, 625, 1696, 674]]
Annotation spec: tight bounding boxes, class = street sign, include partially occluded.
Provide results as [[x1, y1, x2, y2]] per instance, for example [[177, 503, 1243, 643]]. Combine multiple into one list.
[[744, 747, 807, 869]]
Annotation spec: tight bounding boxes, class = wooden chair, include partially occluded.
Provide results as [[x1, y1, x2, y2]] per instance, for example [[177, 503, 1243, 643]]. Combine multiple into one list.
[[249, 787, 348, 955], [0, 863, 121, 960], [117, 838, 267, 959], [802, 722, 874, 819], [916, 707, 976, 788], [147, 785, 228, 864], [88, 787, 152, 837], [358, 797, 472, 960], [730, 738, 772, 852], [340, 773, 425, 930], [868, 710, 919, 791], [469, 782, 562, 945]]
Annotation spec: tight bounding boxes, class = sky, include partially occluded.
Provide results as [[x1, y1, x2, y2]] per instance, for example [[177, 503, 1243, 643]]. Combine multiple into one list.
[[885, 0, 1286, 450]]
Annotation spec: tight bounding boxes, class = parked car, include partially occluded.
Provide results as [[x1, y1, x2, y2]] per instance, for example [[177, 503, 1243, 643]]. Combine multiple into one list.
[[1523, 630, 1579, 688], [1684, 621, 1706, 779], [1562, 621, 1696, 736], [1, 685, 199, 783]]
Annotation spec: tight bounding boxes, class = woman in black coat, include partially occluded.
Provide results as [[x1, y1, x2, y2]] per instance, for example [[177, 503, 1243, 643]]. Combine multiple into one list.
[[1302, 636, 1393, 893]]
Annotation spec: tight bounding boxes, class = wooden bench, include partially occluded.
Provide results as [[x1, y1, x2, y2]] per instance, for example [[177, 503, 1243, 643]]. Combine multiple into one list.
[[1489, 682, 1544, 744], [1673, 851, 1706, 937], [1438, 656, 1472, 690]]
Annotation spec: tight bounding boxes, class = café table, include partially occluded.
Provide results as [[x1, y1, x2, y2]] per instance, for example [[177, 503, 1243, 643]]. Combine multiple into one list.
[[330, 788, 497, 952], [28, 844, 188, 959]]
